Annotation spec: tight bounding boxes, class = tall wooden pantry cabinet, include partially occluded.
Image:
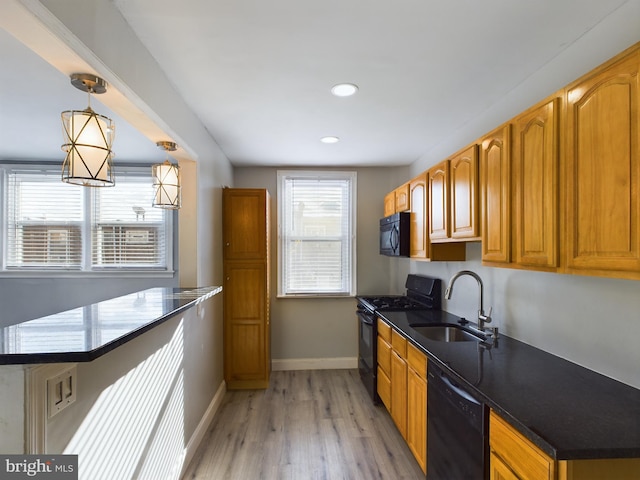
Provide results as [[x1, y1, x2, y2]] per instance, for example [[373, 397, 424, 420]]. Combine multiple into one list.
[[222, 188, 271, 389]]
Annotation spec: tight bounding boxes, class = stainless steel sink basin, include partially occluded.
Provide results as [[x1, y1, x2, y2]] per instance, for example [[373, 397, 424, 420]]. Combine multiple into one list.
[[409, 323, 485, 342]]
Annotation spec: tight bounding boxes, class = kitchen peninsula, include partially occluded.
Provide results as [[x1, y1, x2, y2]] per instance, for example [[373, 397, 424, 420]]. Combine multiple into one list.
[[0, 286, 222, 364], [0, 286, 223, 464]]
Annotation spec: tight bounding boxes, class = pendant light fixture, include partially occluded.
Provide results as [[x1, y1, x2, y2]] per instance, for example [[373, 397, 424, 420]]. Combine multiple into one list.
[[152, 141, 181, 209], [61, 73, 115, 187]]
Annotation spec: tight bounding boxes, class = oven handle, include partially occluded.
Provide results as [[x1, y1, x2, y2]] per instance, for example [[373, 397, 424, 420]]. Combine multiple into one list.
[[357, 311, 375, 326]]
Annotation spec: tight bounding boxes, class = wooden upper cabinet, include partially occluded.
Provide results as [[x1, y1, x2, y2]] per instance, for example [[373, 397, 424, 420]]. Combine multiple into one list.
[[450, 145, 480, 240], [395, 183, 410, 212], [384, 183, 410, 216], [428, 161, 450, 241], [409, 173, 429, 258], [481, 125, 512, 263], [384, 191, 396, 217], [513, 98, 559, 268], [223, 188, 268, 260], [429, 146, 479, 243], [565, 47, 640, 274]]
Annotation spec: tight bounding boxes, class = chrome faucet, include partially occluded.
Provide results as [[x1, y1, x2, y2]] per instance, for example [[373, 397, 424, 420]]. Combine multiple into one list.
[[445, 270, 494, 334]]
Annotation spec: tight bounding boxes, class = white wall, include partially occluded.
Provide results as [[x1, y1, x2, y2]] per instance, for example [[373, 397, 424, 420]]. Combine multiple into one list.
[[0, 365, 25, 453], [400, 1, 640, 389], [234, 166, 407, 365]]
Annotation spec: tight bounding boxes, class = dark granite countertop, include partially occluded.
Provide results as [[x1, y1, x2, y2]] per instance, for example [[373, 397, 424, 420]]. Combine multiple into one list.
[[0, 286, 222, 365], [378, 309, 640, 461]]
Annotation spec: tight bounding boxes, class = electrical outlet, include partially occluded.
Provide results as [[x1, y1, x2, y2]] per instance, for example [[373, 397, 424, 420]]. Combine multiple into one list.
[[47, 365, 77, 418]]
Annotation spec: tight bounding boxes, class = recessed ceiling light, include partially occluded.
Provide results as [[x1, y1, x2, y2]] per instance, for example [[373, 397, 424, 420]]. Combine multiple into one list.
[[320, 136, 340, 144], [331, 83, 358, 97]]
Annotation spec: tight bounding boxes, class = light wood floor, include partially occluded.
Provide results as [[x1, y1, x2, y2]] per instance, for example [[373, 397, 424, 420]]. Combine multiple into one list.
[[182, 369, 425, 480]]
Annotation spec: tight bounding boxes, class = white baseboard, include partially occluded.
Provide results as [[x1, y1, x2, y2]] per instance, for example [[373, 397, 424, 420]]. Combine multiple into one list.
[[272, 357, 358, 371], [179, 379, 226, 477]]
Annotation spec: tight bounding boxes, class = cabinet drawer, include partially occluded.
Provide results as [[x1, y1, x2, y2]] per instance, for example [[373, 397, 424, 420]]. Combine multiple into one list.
[[377, 335, 391, 376], [407, 342, 427, 378], [378, 318, 391, 342], [391, 329, 407, 357], [377, 366, 391, 411], [490, 410, 554, 480]]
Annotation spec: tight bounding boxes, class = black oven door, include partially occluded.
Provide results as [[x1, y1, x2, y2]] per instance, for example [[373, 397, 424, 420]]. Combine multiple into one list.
[[357, 309, 378, 403]]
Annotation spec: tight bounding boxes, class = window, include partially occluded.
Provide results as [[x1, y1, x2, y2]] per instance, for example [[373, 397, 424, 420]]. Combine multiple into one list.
[[277, 170, 356, 296], [1, 164, 173, 274]]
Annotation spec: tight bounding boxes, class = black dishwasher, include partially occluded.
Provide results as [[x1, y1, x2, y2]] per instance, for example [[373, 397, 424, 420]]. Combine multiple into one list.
[[427, 363, 488, 480]]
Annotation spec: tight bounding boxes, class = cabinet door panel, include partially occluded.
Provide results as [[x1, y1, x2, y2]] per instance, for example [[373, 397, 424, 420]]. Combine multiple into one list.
[[429, 161, 449, 241], [227, 322, 265, 380], [490, 410, 554, 480], [384, 192, 395, 217], [409, 174, 429, 258], [490, 451, 520, 480], [481, 125, 511, 263], [223, 189, 268, 260], [224, 263, 265, 320], [514, 99, 559, 267], [377, 367, 392, 412], [407, 367, 427, 474], [451, 145, 480, 239], [566, 51, 640, 272], [396, 183, 410, 212], [391, 351, 408, 439], [224, 262, 267, 384], [377, 335, 391, 377]]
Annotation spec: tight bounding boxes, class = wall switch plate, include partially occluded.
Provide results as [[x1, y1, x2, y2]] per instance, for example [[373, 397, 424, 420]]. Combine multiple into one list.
[[47, 365, 77, 418]]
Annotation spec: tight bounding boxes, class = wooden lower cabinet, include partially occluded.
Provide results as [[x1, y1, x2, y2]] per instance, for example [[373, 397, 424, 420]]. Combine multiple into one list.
[[406, 343, 427, 474], [491, 451, 521, 480], [377, 319, 427, 473], [490, 410, 640, 480], [377, 318, 392, 411], [390, 329, 408, 439], [490, 410, 555, 480]]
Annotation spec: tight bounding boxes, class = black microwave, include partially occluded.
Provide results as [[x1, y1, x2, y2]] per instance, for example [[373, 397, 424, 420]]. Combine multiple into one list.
[[380, 212, 410, 256]]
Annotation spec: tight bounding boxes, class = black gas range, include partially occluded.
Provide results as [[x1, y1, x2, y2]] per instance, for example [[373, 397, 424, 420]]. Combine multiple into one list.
[[356, 274, 441, 403]]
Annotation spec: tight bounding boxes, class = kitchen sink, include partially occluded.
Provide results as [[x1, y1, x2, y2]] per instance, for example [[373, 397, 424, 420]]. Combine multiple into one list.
[[409, 323, 486, 343]]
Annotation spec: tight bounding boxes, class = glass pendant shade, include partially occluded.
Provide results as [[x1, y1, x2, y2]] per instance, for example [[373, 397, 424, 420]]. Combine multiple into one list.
[[152, 160, 181, 209], [61, 107, 115, 187]]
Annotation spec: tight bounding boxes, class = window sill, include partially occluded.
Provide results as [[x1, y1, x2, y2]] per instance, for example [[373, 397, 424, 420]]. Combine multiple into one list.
[[276, 294, 355, 299], [0, 270, 175, 279]]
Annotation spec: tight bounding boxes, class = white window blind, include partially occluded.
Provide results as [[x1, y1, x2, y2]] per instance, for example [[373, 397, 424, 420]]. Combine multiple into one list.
[[6, 169, 84, 269], [2, 165, 171, 273], [93, 177, 165, 268], [278, 171, 356, 296]]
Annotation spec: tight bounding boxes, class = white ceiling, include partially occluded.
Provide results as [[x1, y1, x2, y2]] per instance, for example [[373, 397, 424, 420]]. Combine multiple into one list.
[[0, 26, 166, 164], [0, 0, 636, 167]]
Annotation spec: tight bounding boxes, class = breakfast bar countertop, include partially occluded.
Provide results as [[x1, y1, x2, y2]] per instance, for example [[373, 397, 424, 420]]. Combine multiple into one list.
[[0, 286, 222, 365]]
